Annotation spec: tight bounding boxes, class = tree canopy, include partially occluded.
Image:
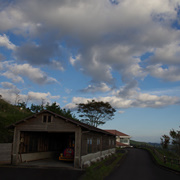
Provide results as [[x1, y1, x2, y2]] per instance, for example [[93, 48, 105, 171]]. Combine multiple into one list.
[[77, 100, 116, 127], [161, 126, 180, 155]]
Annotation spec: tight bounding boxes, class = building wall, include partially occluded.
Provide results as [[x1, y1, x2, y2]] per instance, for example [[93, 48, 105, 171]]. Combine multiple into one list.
[[0, 143, 12, 164], [81, 131, 115, 156], [12, 112, 82, 168], [11, 112, 115, 168], [116, 136, 130, 145]]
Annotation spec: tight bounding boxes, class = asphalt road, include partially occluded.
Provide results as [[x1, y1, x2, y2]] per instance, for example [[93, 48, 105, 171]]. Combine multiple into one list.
[[0, 166, 84, 180], [105, 148, 180, 180]]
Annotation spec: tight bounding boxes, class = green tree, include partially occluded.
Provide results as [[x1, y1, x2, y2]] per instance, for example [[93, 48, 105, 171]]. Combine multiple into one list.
[[77, 100, 116, 127], [30, 104, 44, 113], [45, 102, 78, 120], [160, 134, 170, 149], [45, 102, 62, 114], [169, 128, 180, 155]]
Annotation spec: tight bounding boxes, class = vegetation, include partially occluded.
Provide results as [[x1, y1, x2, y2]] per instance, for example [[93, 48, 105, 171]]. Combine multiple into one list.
[[81, 151, 125, 180], [77, 100, 116, 127], [161, 126, 180, 156], [0, 98, 32, 143], [160, 135, 170, 149], [143, 146, 180, 172], [0, 98, 78, 143], [31, 102, 78, 120], [133, 138, 180, 172]]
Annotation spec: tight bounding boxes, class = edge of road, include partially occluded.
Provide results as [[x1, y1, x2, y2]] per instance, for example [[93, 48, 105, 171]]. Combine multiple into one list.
[[137, 147, 180, 175]]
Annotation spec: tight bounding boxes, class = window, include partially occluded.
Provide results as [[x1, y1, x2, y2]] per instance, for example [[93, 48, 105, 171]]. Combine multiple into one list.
[[43, 115, 52, 123], [97, 138, 101, 151], [120, 138, 128, 143], [97, 138, 100, 145], [48, 115, 51, 122], [87, 138, 92, 153], [43, 115, 47, 123], [109, 139, 111, 146]]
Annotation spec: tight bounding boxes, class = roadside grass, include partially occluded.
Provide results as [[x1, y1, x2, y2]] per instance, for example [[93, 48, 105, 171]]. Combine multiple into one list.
[[81, 151, 125, 180], [143, 147, 180, 172]]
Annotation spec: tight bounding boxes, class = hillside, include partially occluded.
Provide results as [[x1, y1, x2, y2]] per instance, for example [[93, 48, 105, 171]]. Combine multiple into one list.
[[130, 140, 149, 147], [0, 98, 32, 143]]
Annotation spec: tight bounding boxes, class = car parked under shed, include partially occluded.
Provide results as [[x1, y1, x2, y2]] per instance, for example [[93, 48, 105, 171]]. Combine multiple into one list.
[[8, 110, 116, 168]]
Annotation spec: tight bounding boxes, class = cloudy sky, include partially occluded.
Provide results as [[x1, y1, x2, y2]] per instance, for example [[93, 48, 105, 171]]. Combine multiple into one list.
[[0, 0, 180, 143]]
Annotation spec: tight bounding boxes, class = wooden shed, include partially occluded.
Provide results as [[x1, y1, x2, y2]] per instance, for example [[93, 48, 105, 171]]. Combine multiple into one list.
[[8, 110, 116, 168]]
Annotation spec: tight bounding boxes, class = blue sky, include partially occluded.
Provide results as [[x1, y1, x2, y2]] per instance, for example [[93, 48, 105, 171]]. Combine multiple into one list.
[[0, 0, 180, 143]]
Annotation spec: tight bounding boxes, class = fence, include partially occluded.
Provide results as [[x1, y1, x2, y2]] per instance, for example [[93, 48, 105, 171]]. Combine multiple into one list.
[[138, 144, 180, 168], [0, 143, 12, 164]]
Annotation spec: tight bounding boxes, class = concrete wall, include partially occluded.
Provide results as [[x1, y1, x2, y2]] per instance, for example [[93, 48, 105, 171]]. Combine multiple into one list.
[[81, 148, 116, 168], [20, 152, 55, 162], [0, 143, 12, 164]]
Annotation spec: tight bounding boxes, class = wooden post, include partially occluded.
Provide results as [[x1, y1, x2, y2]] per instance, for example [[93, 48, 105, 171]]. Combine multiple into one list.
[[163, 156, 166, 164]]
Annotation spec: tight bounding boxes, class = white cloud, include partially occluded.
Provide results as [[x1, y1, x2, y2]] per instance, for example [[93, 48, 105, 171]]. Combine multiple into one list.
[[0, 34, 16, 50], [0, 85, 60, 105], [114, 80, 139, 98], [51, 60, 64, 71], [27, 91, 60, 104], [150, 42, 180, 65], [81, 82, 111, 93], [65, 92, 180, 110], [1, 62, 58, 85], [1, 0, 180, 84], [1, 0, 180, 111], [147, 64, 180, 82], [118, 110, 125, 114], [65, 88, 72, 94], [2, 71, 24, 83], [1, 82, 18, 90], [69, 54, 81, 66]]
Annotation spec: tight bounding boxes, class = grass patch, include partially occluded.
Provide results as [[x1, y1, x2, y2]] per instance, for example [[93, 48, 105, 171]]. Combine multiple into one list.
[[81, 152, 125, 180]]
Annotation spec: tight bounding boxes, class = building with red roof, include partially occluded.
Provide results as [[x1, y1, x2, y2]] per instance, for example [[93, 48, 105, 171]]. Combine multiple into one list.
[[105, 130, 131, 148]]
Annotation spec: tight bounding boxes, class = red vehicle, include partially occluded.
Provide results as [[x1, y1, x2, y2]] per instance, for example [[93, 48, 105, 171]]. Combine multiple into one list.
[[59, 138, 75, 161], [59, 147, 74, 161]]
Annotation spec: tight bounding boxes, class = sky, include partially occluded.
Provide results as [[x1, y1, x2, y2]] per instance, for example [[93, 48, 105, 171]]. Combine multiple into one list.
[[0, 0, 180, 143]]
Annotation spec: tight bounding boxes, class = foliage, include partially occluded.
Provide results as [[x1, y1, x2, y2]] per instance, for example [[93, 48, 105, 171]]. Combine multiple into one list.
[[0, 98, 32, 143], [0, 98, 78, 143], [30, 103, 44, 113], [169, 128, 180, 155], [160, 135, 170, 149], [30, 102, 78, 120], [77, 100, 116, 127], [45, 102, 78, 120], [161, 126, 180, 155], [143, 147, 180, 172]]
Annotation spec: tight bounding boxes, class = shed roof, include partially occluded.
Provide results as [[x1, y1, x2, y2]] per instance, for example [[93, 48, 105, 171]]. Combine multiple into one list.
[[105, 129, 130, 137], [7, 110, 114, 136]]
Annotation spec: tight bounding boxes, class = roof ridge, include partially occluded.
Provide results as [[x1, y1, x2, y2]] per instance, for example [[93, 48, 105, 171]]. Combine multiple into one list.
[[7, 110, 114, 136]]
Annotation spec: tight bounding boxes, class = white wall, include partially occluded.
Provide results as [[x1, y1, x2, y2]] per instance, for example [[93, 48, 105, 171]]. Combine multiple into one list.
[[81, 148, 116, 168], [20, 152, 55, 162]]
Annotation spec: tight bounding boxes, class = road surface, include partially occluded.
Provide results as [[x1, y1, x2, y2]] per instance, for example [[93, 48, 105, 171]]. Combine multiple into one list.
[[0, 166, 84, 180], [105, 148, 180, 180]]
